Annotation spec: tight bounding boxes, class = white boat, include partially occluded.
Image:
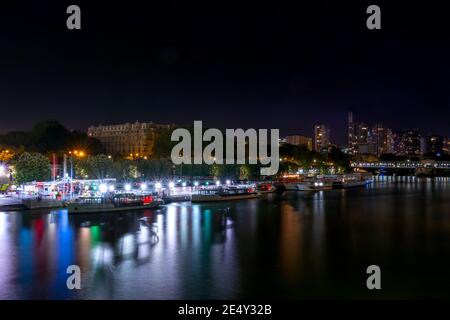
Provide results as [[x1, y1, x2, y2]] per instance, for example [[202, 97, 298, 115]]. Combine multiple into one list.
[[332, 174, 371, 189], [296, 180, 332, 191], [67, 193, 164, 213], [191, 186, 260, 202], [275, 178, 332, 192]]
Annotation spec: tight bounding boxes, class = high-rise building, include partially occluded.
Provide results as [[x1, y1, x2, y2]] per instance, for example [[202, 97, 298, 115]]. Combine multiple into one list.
[[87, 121, 173, 158], [393, 129, 421, 156], [348, 112, 373, 155], [314, 125, 330, 152], [348, 112, 393, 155], [285, 134, 313, 150], [348, 112, 356, 154], [370, 124, 394, 155]]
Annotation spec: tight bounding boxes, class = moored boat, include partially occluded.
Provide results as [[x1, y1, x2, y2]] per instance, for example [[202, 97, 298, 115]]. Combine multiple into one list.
[[332, 174, 372, 189], [67, 193, 164, 213], [297, 180, 333, 191], [191, 186, 260, 202], [256, 182, 276, 193]]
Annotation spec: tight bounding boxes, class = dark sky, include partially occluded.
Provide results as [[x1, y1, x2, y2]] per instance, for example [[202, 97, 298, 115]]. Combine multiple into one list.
[[0, 0, 449, 145]]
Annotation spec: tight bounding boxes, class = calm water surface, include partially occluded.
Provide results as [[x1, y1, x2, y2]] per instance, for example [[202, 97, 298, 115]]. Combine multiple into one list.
[[1, 177, 450, 299]]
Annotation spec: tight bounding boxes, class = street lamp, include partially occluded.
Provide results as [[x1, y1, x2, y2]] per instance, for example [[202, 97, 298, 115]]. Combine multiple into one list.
[[99, 183, 108, 193]]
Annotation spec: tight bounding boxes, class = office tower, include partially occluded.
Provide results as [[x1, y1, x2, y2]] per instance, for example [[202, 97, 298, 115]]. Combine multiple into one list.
[[314, 125, 330, 152]]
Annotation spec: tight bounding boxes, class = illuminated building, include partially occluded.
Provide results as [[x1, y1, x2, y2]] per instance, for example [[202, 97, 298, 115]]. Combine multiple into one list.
[[314, 125, 330, 152], [370, 124, 394, 155], [347, 112, 372, 154], [87, 121, 173, 157], [285, 134, 313, 150], [348, 112, 393, 155], [393, 129, 421, 156]]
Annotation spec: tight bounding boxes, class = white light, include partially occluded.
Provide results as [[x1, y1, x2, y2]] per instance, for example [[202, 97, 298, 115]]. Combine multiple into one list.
[[194, 181, 199, 187], [182, 182, 187, 187], [124, 183, 131, 191], [155, 182, 162, 189], [226, 180, 231, 185], [141, 183, 147, 190], [108, 185, 115, 192], [99, 184, 108, 193], [0, 165, 4, 175], [215, 181, 220, 186], [169, 182, 175, 189]]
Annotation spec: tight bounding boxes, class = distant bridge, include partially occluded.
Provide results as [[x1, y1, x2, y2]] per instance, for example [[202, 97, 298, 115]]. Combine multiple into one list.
[[351, 161, 450, 170]]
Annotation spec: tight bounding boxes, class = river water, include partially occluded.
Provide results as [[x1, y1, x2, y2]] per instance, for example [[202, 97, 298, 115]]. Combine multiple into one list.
[[1, 177, 450, 299]]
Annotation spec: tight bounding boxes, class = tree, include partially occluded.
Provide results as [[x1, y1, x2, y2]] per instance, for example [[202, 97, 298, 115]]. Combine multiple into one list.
[[112, 160, 139, 181], [137, 159, 172, 181], [85, 155, 114, 180], [326, 146, 351, 172], [13, 152, 51, 185], [152, 128, 177, 159], [0, 120, 106, 155], [31, 120, 71, 153], [67, 130, 105, 155]]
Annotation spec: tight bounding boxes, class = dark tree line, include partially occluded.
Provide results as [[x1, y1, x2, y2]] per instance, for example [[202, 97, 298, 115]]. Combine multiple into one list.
[[0, 120, 104, 155]]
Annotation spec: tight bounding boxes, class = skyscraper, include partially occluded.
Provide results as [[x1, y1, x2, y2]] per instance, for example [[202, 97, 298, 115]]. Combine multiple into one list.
[[348, 112, 356, 154], [314, 125, 330, 152], [347, 112, 372, 155], [370, 124, 394, 155], [348, 112, 393, 155]]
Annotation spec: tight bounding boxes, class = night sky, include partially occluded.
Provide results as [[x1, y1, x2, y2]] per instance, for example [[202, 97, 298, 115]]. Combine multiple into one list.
[[0, 1, 449, 145]]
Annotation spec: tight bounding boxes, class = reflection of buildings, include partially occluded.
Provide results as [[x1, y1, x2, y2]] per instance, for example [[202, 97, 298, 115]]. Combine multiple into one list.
[[285, 134, 313, 150], [87, 121, 173, 157], [314, 125, 330, 152]]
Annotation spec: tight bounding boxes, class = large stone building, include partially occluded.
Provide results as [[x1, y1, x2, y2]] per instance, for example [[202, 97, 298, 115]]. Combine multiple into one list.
[[87, 121, 173, 158]]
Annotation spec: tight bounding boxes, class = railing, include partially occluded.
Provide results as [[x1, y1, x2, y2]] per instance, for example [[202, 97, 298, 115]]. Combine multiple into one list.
[[351, 161, 450, 169]]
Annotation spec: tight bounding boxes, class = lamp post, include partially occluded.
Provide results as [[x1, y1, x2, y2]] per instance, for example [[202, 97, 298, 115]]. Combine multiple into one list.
[[68, 151, 74, 199]]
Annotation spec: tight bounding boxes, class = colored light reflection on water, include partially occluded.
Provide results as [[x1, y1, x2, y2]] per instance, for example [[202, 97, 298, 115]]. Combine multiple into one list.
[[0, 178, 450, 299]]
